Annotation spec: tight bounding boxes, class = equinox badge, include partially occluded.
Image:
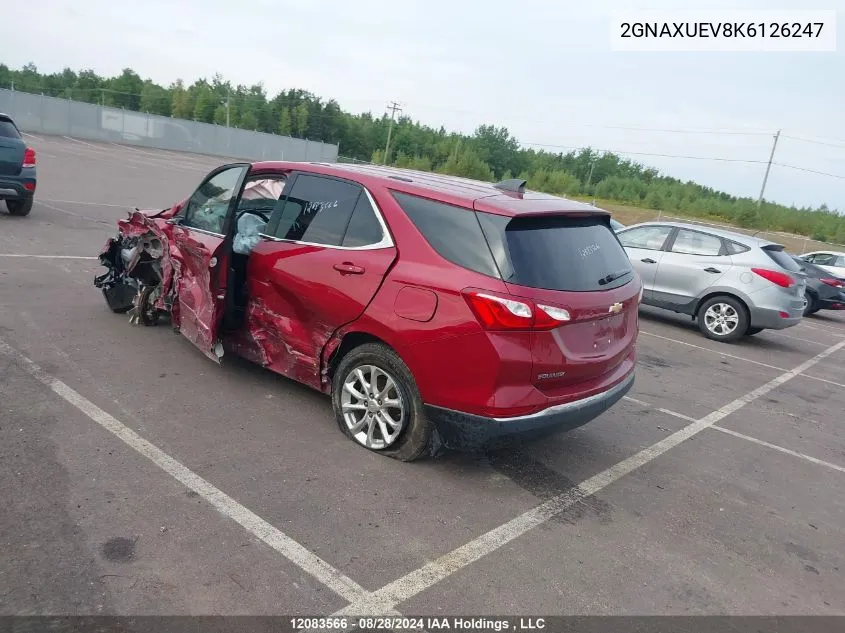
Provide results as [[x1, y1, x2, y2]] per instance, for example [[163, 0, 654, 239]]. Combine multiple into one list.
[[608, 302, 623, 314]]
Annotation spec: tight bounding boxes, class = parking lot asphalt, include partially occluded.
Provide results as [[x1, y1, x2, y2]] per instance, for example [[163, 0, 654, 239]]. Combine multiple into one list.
[[1, 136, 844, 617]]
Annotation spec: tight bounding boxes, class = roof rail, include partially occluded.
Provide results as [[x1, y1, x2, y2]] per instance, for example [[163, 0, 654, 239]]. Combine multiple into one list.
[[493, 178, 526, 193]]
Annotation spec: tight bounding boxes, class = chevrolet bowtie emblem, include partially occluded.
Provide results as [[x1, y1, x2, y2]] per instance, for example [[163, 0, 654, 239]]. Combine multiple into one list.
[[608, 302, 623, 314]]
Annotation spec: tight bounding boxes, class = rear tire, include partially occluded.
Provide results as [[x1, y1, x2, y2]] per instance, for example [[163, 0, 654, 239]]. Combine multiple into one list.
[[331, 342, 433, 462], [697, 295, 748, 343], [803, 291, 817, 317], [6, 198, 33, 216]]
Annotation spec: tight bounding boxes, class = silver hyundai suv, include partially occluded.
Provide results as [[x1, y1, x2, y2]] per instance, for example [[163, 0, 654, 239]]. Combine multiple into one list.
[[616, 222, 806, 342]]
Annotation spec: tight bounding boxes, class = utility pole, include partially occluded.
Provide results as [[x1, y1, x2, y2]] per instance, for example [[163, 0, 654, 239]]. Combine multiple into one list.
[[383, 101, 402, 164], [225, 90, 231, 128], [757, 129, 781, 208]]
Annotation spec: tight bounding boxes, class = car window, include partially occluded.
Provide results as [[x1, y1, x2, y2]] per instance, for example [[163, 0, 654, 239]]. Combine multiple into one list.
[[392, 192, 500, 278], [270, 174, 361, 246], [478, 213, 634, 291], [671, 229, 723, 256], [725, 240, 749, 255], [763, 246, 803, 272], [810, 253, 835, 265], [237, 177, 286, 218], [183, 166, 247, 234], [342, 193, 384, 247], [617, 226, 673, 251], [835, 256, 845, 267], [0, 118, 21, 139]]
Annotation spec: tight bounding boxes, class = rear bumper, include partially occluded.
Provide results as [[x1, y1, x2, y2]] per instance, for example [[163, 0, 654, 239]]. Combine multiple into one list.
[[426, 370, 635, 451], [0, 174, 36, 199], [818, 295, 845, 310]]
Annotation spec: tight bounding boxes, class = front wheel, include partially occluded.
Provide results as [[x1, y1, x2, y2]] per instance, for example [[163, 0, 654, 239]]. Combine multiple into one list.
[[6, 198, 33, 216], [331, 342, 433, 462], [697, 296, 748, 343]]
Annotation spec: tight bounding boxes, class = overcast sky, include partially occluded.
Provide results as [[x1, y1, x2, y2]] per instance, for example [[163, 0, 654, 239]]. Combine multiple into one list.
[[5, 0, 844, 211]]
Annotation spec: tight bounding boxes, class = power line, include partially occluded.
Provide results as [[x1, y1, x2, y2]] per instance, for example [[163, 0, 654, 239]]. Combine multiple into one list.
[[781, 134, 845, 150], [773, 163, 845, 180], [523, 142, 769, 164]]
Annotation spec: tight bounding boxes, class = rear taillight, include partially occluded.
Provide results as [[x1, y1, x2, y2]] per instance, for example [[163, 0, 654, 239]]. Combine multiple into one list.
[[751, 268, 795, 288], [22, 147, 36, 168], [463, 290, 571, 331], [821, 278, 845, 288]]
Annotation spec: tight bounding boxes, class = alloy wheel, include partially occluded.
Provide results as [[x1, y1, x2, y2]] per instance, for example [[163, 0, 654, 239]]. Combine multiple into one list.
[[704, 302, 739, 336], [341, 364, 405, 450]]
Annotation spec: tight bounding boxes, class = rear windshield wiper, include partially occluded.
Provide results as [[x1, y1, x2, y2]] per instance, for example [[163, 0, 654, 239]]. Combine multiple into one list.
[[598, 269, 632, 285]]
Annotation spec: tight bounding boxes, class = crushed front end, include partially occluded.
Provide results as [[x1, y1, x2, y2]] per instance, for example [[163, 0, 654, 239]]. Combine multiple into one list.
[[94, 210, 178, 326]]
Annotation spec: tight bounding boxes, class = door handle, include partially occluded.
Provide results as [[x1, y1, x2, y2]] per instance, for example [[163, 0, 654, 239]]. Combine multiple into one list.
[[333, 262, 365, 275], [641, 258, 657, 264], [704, 267, 721, 274]]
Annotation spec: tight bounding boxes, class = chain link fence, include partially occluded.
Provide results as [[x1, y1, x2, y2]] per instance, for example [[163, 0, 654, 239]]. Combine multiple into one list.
[[0, 89, 338, 163]]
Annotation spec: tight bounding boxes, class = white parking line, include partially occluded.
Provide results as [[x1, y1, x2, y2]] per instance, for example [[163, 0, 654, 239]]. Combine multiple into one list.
[[22, 132, 43, 141], [40, 198, 134, 208], [0, 339, 370, 605], [640, 329, 844, 390], [336, 336, 845, 616], [711, 425, 845, 474], [640, 330, 787, 371], [62, 135, 101, 149], [622, 395, 651, 407], [799, 322, 845, 336], [0, 254, 97, 259], [773, 332, 830, 346]]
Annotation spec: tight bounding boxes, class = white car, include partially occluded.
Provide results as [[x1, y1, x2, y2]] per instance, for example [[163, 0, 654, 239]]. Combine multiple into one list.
[[799, 251, 845, 278]]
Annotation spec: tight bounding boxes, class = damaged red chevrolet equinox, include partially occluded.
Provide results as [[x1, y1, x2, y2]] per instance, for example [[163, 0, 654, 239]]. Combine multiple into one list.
[[94, 162, 641, 461]]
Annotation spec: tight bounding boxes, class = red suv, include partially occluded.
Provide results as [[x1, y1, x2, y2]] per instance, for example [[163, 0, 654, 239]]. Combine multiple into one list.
[[95, 162, 641, 461]]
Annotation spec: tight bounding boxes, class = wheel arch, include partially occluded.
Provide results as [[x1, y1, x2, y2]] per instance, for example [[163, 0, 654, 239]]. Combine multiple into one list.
[[693, 290, 751, 321], [321, 330, 399, 392]]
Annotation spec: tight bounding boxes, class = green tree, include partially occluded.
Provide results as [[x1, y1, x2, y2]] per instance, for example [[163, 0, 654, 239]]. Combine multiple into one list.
[[438, 147, 493, 181], [278, 108, 292, 135], [292, 102, 309, 136], [170, 80, 194, 119]]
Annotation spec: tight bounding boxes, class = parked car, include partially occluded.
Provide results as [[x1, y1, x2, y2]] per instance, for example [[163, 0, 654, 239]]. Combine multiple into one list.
[[791, 255, 845, 315], [616, 221, 806, 342], [94, 165, 641, 460], [0, 113, 37, 216], [610, 218, 625, 232], [798, 251, 845, 279]]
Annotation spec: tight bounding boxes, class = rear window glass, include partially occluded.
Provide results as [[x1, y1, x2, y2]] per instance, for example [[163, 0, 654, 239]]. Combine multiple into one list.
[[479, 213, 634, 291], [763, 247, 803, 272], [0, 119, 21, 139]]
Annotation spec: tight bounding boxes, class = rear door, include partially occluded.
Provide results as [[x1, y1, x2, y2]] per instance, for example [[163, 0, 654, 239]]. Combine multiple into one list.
[[246, 172, 396, 384], [476, 212, 641, 392], [616, 225, 674, 299], [170, 163, 250, 361], [651, 227, 733, 312], [0, 116, 25, 176]]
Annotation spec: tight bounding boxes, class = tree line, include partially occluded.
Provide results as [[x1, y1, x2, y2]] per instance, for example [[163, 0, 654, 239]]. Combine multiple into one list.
[[2, 63, 842, 243]]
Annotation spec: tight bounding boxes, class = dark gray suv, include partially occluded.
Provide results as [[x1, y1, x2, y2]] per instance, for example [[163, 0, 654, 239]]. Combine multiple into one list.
[[0, 113, 37, 216]]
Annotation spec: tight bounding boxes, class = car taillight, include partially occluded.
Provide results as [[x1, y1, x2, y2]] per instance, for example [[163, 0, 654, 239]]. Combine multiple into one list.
[[22, 147, 36, 168], [751, 268, 794, 288], [821, 278, 845, 288], [463, 290, 571, 331]]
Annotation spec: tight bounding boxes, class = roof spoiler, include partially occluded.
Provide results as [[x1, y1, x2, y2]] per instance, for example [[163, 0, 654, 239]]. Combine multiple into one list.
[[493, 178, 526, 194]]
